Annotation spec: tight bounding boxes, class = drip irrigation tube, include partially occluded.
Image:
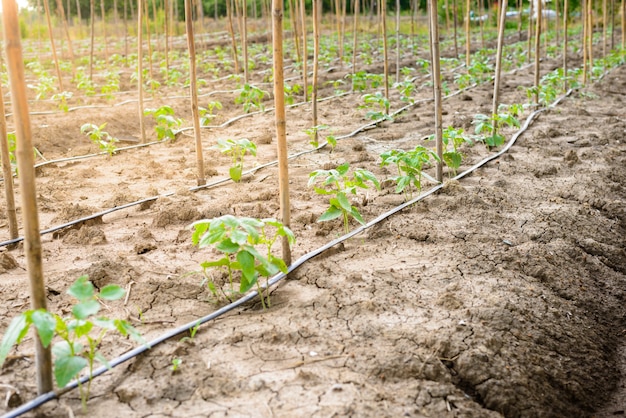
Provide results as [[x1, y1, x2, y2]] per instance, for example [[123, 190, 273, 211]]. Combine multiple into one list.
[[1, 87, 572, 418]]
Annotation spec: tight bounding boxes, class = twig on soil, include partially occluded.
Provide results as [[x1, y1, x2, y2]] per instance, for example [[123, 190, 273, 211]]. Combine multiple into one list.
[[124, 281, 135, 305]]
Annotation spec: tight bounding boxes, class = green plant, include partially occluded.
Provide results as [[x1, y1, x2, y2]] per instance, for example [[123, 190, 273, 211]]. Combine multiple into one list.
[[51, 91, 72, 112], [144, 105, 183, 141], [360, 92, 392, 122], [440, 127, 472, 176], [180, 321, 201, 343], [101, 70, 120, 99], [199, 101, 223, 126], [80, 123, 119, 156], [0, 276, 143, 411], [380, 145, 439, 200], [393, 80, 416, 103], [235, 83, 268, 113], [284, 83, 302, 105], [304, 124, 328, 148], [213, 138, 257, 182], [472, 111, 520, 149], [170, 357, 182, 372], [308, 162, 380, 233], [191, 215, 295, 308]]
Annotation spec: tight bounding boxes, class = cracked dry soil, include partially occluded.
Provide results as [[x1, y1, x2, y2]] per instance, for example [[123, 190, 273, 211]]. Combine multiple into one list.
[[0, 59, 625, 418]]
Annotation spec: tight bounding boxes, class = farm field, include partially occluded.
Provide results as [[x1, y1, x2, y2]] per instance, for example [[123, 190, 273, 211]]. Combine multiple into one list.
[[0, 8, 625, 417]]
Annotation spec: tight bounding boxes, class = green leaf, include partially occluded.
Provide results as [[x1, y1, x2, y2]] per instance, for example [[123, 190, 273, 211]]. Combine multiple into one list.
[[229, 165, 243, 182], [216, 238, 240, 254], [52, 340, 73, 358], [236, 250, 256, 282], [350, 207, 366, 225], [67, 275, 95, 302], [99, 285, 125, 301], [72, 300, 100, 320], [73, 320, 93, 338], [114, 320, 146, 345], [230, 229, 249, 245], [201, 257, 231, 269], [94, 351, 112, 369], [335, 192, 353, 213], [0, 314, 29, 367], [443, 152, 462, 170], [54, 354, 89, 388], [318, 206, 343, 222], [31, 310, 56, 348]]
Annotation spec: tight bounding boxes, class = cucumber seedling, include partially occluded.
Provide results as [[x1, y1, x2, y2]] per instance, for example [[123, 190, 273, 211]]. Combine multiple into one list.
[[235, 84, 268, 113], [213, 138, 257, 182], [191, 216, 295, 308], [0, 276, 144, 412], [308, 162, 380, 234], [380, 145, 439, 200], [80, 123, 119, 156], [144, 105, 183, 141]]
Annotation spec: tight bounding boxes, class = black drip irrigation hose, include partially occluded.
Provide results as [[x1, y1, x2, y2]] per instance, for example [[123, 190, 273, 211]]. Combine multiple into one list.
[[1, 86, 574, 418]]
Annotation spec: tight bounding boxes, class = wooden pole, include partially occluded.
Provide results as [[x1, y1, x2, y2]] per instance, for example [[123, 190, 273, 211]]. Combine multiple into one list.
[[527, 0, 533, 62], [478, 0, 484, 49], [312, 0, 320, 140], [144, 0, 154, 80], [583, 0, 588, 83], [534, 0, 542, 104], [55, 0, 76, 76], [465, 0, 471, 67], [603, 0, 607, 57], [271, 0, 292, 266], [42, 0, 64, 91], [90, 0, 95, 80], [556, 0, 560, 46], [351, 0, 359, 85], [381, 0, 390, 114], [563, 0, 569, 91], [242, 0, 249, 82], [288, 0, 301, 62], [429, 0, 443, 182], [300, 0, 309, 100], [622, 0, 625, 49], [124, 0, 129, 63], [227, 0, 241, 73], [185, 0, 207, 187], [588, 0, 594, 71], [395, 0, 400, 83], [2, 0, 53, 394], [101, 0, 109, 62], [165, 0, 170, 74], [138, 0, 147, 142], [492, 0, 507, 130], [453, 0, 459, 58], [0, 81, 18, 241]]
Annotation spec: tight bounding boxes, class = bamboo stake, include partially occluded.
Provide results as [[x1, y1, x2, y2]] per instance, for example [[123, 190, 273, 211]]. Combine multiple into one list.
[[428, 0, 443, 182], [0, 81, 18, 241], [165, 0, 170, 74], [622, 0, 625, 49], [341, 0, 347, 61], [90, 0, 95, 80], [563, 0, 569, 91], [583, 0, 588, 83], [227, 0, 241, 74], [124, 0, 128, 60], [101, 0, 109, 62], [300, 0, 309, 100], [453, 0, 459, 58], [185, 0, 207, 187], [288, 0, 301, 63], [2, 0, 53, 394], [334, 0, 343, 61], [410, 0, 415, 51], [492, 0, 506, 129], [534, 0, 542, 105], [242, 0, 249, 82], [445, 0, 451, 31], [144, 0, 154, 80], [42, 0, 64, 91], [465, 0, 471, 67], [610, 0, 615, 49], [527, 0, 533, 62], [55, 0, 76, 76], [588, 0, 594, 71], [312, 0, 320, 141], [271, 0, 292, 266], [138, 0, 147, 143], [555, 0, 560, 46], [517, 0, 523, 40], [478, 0, 484, 49], [603, 0, 607, 57], [395, 0, 400, 83], [381, 0, 389, 114]]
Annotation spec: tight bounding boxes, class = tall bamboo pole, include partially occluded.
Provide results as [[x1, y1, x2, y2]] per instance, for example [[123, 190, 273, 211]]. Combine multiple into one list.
[[185, 0, 207, 187], [622, 0, 625, 49], [465, 0, 471, 67], [610, 0, 615, 49], [381, 0, 390, 114], [138, 0, 147, 142], [42, 0, 64, 91], [89, 0, 95, 80], [527, 0, 534, 62], [271, 0, 292, 266], [603, 0, 607, 57], [2, 0, 53, 394], [144, 0, 154, 80], [0, 82, 18, 241], [395, 0, 401, 83], [300, 0, 309, 100], [563, 0, 569, 91], [124, 0, 129, 63], [517, 0, 523, 40], [588, 0, 594, 71], [242, 0, 249, 82], [410, 0, 416, 51], [55, 0, 76, 76], [288, 0, 301, 62], [352, 0, 359, 84], [492, 0, 507, 132], [478, 0, 484, 49], [534, 0, 542, 105], [226, 0, 241, 73], [165, 0, 170, 74], [101, 0, 109, 62], [428, 0, 443, 182], [556, 0, 560, 46], [583, 0, 588, 83], [312, 0, 320, 141], [334, 0, 343, 61], [445, 0, 451, 31], [453, 0, 459, 58]]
